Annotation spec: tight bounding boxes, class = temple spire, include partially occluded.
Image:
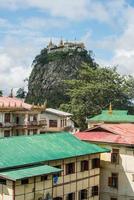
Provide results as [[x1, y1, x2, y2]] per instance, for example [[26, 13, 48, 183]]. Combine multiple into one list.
[[108, 102, 112, 114], [9, 88, 13, 98]]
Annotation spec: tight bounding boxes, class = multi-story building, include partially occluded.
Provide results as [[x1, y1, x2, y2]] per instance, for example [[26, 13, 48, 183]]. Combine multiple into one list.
[[75, 123, 134, 200], [0, 97, 46, 137], [40, 108, 74, 132], [0, 132, 109, 200]]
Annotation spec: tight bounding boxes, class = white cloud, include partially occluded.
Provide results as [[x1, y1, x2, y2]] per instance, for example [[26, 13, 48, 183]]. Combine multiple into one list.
[[0, 34, 63, 94], [21, 17, 69, 30], [0, 0, 127, 24]]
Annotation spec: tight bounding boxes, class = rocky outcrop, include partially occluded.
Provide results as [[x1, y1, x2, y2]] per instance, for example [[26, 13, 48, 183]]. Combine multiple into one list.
[[26, 47, 97, 107]]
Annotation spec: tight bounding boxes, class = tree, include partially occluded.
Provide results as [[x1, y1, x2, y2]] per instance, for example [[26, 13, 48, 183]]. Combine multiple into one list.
[[16, 88, 27, 99], [60, 63, 134, 129], [0, 90, 3, 96]]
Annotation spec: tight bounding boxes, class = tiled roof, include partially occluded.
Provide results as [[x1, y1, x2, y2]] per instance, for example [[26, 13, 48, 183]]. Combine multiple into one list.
[[0, 132, 109, 170], [0, 97, 32, 110], [87, 110, 134, 123], [75, 124, 134, 145]]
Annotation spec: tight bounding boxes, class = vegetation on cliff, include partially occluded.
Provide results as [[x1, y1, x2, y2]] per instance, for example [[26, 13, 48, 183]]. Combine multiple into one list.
[[26, 46, 134, 129], [26, 47, 97, 107]]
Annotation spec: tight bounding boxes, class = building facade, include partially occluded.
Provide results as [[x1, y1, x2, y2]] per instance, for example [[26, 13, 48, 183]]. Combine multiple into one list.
[[0, 132, 108, 200], [0, 97, 46, 137], [75, 123, 134, 200], [41, 108, 74, 132]]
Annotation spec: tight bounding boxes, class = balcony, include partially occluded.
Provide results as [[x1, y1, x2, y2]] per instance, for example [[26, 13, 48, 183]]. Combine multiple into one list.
[[26, 120, 47, 127], [0, 122, 13, 128]]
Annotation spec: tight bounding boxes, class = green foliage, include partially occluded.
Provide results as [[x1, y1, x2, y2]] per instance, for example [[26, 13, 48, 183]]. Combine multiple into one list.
[[0, 90, 3, 97], [16, 88, 27, 99], [26, 46, 97, 106], [60, 64, 134, 129]]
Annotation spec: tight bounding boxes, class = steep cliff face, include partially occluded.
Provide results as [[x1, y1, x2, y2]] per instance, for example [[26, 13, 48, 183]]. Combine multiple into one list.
[[26, 47, 97, 107]]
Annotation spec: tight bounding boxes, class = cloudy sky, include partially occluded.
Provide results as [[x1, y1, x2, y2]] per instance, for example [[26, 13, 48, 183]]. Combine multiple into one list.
[[0, 0, 134, 94]]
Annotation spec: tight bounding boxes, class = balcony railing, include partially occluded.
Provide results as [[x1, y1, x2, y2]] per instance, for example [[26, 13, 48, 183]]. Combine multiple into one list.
[[0, 119, 47, 128]]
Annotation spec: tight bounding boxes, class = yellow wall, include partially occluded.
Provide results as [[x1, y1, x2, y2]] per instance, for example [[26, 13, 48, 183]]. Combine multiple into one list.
[[0, 154, 100, 200]]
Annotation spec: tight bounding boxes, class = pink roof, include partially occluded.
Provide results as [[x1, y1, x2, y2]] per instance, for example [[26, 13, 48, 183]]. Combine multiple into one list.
[[0, 97, 32, 110], [75, 124, 134, 145]]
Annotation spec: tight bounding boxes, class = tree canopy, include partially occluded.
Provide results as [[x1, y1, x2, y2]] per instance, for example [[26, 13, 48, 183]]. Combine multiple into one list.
[[60, 63, 134, 129], [16, 88, 27, 99], [0, 90, 3, 97]]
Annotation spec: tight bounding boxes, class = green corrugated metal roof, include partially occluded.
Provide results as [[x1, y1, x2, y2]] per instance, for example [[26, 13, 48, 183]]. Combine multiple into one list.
[[0, 165, 62, 181], [87, 110, 134, 123], [0, 132, 109, 170]]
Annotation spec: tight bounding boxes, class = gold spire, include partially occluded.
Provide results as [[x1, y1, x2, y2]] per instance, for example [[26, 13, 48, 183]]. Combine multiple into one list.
[[9, 88, 13, 98], [59, 38, 64, 47], [48, 39, 53, 47], [108, 102, 112, 114]]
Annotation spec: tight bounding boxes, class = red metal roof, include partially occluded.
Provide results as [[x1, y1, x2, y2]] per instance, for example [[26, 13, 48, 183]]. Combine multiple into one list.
[[75, 124, 134, 145]]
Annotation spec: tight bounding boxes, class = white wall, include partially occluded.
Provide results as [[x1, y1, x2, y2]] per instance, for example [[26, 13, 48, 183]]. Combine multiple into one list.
[[98, 143, 134, 200]]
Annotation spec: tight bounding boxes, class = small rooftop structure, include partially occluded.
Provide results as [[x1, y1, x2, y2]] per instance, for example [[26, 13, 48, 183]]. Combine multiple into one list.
[[87, 109, 134, 123]]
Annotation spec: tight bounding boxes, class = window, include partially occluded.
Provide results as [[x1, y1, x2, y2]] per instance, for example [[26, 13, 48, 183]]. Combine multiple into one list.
[[67, 192, 75, 200], [108, 173, 118, 188], [4, 113, 10, 123], [79, 189, 88, 200], [21, 178, 29, 185], [54, 165, 62, 176], [91, 185, 98, 196], [49, 120, 57, 128], [0, 179, 6, 185], [64, 119, 67, 127], [60, 120, 63, 128], [4, 130, 10, 137], [111, 149, 119, 164], [53, 197, 62, 200], [16, 116, 20, 125], [33, 129, 37, 135], [33, 115, 37, 121], [66, 163, 75, 175], [92, 158, 100, 169], [81, 160, 89, 171], [41, 175, 48, 181]]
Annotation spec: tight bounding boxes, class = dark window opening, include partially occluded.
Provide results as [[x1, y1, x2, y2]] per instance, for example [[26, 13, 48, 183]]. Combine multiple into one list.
[[5, 113, 10, 123], [67, 192, 75, 200], [41, 175, 48, 181], [21, 178, 29, 185], [111, 149, 119, 164], [0, 179, 6, 185], [66, 163, 75, 175], [108, 173, 118, 189], [53, 197, 62, 200], [81, 160, 89, 171], [92, 185, 99, 196], [79, 189, 88, 200], [49, 120, 58, 128], [92, 158, 100, 169], [54, 165, 62, 176], [4, 130, 10, 137]]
